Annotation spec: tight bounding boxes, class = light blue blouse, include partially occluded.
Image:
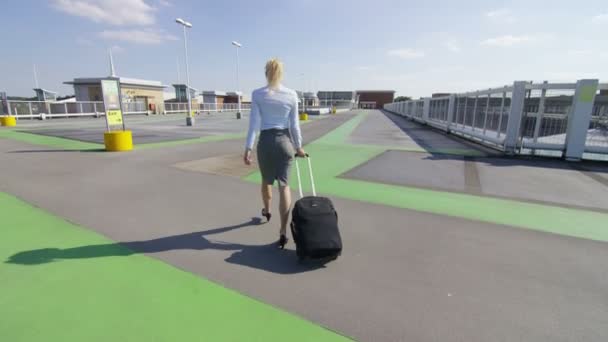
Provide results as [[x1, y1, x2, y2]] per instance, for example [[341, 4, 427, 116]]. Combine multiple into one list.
[[245, 84, 302, 150]]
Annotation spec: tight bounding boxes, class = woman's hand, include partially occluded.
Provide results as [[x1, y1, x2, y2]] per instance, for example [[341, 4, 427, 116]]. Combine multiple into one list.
[[295, 148, 307, 158], [243, 149, 253, 165]]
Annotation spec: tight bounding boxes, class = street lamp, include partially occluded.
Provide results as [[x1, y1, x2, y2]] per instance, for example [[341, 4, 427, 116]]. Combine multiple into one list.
[[299, 73, 307, 113], [175, 18, 194, 126], [231, 41, 242, 119]]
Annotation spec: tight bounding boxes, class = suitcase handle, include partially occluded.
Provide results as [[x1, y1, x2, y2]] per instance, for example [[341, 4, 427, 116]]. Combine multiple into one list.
[[294, 154, 316, 199]]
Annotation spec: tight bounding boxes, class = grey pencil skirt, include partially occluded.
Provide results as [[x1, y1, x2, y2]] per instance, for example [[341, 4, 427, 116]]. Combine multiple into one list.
[[257, 128, 295, 187]]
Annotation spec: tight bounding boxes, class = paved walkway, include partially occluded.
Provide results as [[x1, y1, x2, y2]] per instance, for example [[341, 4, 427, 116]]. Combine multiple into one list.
[[1, 110, 608, 341]]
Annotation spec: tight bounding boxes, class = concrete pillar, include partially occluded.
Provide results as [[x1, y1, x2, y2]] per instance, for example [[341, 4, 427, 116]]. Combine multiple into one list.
[[503, 81, 528, 154], [446, 95, 456, 132], [423, 98, 431, 122], [564, 79, 599, 161]]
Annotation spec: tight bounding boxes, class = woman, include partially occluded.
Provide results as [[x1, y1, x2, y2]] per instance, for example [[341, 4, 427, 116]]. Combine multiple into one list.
[[243, 58, 306, 249]]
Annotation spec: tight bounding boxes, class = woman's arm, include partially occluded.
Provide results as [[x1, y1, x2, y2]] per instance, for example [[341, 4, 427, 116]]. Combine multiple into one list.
[[245, 96, 261, 150], [244, 95, 260, 165], [289, 94, 303, 150]]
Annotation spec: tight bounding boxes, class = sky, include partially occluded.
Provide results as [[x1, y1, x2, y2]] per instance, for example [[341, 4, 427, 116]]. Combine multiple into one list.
[[0, 0, 607, 99]]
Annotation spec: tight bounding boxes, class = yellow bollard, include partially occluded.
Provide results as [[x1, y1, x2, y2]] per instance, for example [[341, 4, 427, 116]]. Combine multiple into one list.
[[331, 107, 337, 114], [299, 113, 308, 121], [0, 116, 17, 127], [104, 130, 133, 152]]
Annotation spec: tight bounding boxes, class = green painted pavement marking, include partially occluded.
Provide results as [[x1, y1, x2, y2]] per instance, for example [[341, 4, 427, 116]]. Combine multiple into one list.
[[135, 118, 319, 150], [0, 114, 320, 151], [0, 130, 103, 150], [244, 113, 608, 242], [0, 192, 352, 342], [314, 111, 368, 145], [0, 129, 244, 151]]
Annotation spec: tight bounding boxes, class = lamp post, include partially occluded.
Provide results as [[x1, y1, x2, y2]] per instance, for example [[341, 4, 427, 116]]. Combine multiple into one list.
[[231, 41, 242, 119], [300, 73, 306, 113], [175, 18, 194, 126]]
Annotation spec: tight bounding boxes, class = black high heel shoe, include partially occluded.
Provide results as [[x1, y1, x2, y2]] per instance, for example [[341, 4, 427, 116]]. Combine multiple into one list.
[[261, 208, 272, 222], [278, 234, 289, 249]]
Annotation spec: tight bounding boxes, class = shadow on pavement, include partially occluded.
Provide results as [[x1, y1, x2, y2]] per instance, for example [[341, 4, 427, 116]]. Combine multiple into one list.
[[421, 150, 608, 175], [5, 217, 325, 274]]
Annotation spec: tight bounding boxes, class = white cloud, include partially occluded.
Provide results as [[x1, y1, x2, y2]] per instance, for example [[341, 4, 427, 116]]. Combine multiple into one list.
[[481, 35, 533, 47], [568, 49, 592, 56], [444, 40, 461, 53], [158, 0, 171, 6], [592, 13, 608, 23], [110, 45, 125, 53], [99, 29, 178, 44], [356, 66, 375, 71], [485, 8, 508, 17], [52, 0, 156, 26], [387, 48, 425, 59], [485, 8, 515, 23], [545, 72, 601, 81], [428, 66, 466, 74]]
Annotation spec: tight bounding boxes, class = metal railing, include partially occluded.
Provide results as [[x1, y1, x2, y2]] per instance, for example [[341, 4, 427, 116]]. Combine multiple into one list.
[[122, 101, 148, 115], [164, 102, 252, 114], [318, 100, 357, 110], [384, 79, 608, 160], [2, 100, 105, 119], [0, 100, 153, 119], [586, 83, 608, 154], [163, 100, 356, 115]]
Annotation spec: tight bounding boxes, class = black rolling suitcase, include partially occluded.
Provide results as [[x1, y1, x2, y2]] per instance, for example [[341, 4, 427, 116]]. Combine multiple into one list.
[[291, 155, 342, 261]]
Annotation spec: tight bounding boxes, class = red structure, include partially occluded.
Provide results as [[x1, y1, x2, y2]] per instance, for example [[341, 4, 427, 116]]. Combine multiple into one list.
[[356, 90, 395, 109]]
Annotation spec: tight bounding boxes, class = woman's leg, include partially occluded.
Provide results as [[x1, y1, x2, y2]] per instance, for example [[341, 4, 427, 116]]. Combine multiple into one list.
[[278, 185, 292, 235], [261, 181, 272, 214]]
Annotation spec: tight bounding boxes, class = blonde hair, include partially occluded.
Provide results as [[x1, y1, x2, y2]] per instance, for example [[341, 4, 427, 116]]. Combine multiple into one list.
[[265, 58, 284, 88]]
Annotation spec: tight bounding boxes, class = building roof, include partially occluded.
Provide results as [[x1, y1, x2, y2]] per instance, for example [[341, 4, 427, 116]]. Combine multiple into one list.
[[202, 90, 227, 96], [33, 88, 57, 94], [172, 84, 198, 92], [356, 90, 396, 93], [64, 77, 167, 89], [55, 96, 76, 103], [295, 91, 318, 99]]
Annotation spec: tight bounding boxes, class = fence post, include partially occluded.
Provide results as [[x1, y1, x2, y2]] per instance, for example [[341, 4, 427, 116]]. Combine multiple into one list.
[[482, 92, 491, 134], [422, 98, 430, 123], [532, 82, 547, 144], [461, 95, 468, 128], [530, 82, 548, 155], [471, 94, 479, 131], [564, 79, 599, 161], [503, 81, 527, 154], [446, 95, 456, 132]]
